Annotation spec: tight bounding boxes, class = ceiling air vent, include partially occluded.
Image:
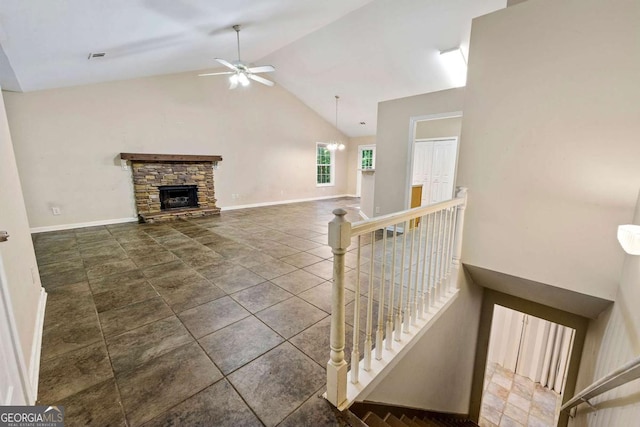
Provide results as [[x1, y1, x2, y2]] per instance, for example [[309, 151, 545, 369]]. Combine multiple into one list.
[[87, 52, 106, 60]]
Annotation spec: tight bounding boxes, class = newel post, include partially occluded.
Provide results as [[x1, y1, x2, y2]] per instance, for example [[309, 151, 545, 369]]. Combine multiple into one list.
[[452, 187, 468, 270], [326, 208, 351, 408]]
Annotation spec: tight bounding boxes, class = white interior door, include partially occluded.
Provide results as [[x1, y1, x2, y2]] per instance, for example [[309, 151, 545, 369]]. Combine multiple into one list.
[[430, 140, 457, 203], [488, 305, 575, 394], [412, 138, 457, 205], [413, 142, 433, 205], [0, 89, 41, 404]]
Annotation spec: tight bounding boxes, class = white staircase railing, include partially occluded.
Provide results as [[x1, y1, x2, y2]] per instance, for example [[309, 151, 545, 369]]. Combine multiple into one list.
[[326, 188, 468, 410]]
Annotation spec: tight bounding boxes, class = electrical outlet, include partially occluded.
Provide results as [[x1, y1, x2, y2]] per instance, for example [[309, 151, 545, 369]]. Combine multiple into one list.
[[375, 207, 380, 214], [52, 207, 61, 215]]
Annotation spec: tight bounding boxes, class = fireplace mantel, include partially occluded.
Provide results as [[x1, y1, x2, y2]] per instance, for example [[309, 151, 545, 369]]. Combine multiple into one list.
[[120, 153, 223, 163]]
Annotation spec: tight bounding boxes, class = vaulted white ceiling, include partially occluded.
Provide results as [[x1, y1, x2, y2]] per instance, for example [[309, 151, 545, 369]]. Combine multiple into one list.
[[0, 0, 505, 137]]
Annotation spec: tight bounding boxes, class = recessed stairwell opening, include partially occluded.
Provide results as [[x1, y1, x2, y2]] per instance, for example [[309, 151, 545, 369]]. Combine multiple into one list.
[[480, 305, 574, 427], [469, 289, 591, 427]]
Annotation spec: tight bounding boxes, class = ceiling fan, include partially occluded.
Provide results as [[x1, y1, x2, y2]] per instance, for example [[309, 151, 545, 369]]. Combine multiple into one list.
[[198, 25, 275, 89]]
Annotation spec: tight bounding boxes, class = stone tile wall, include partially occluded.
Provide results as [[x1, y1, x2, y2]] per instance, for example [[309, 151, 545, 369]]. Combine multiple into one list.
[[130, 161, 219, 220]]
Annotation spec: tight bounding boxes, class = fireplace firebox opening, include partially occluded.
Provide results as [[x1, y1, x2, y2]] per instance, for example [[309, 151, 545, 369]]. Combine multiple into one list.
[[159, 185, 199, 210]]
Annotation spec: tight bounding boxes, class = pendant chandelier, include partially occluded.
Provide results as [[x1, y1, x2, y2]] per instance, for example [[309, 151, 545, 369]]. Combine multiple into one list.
[[327, 95, 345, 151]]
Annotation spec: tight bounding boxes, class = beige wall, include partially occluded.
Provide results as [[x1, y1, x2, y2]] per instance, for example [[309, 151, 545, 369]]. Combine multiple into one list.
[[457, 0, 640, 300], [374, 89, 464, 216], [363, 268, 483, 413], [415, 117, 462, 140], [0, 89, 43, 393], [4, 70, 349, 229], [570, 191, 640, 426]]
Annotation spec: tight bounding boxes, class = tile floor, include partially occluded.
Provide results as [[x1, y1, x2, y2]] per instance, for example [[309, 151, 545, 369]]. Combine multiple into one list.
[[35, 197, 365, 427], [479, 362, 561, 427]]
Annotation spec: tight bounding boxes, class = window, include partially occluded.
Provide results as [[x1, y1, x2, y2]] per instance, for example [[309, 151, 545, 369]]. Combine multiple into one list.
[[316, 143, 335, 186], [361, 148, 375, 169]]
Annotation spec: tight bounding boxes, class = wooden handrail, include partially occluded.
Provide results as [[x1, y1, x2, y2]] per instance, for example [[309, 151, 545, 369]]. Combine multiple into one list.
[[351, 198, 465, 236], [561, 355, 640, 412]]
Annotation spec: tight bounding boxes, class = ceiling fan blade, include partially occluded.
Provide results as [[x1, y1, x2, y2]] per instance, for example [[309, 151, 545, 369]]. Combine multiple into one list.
[[215, 58, 237, 70], [198, 71, 235, 77], [247, 65, 275, 74], [248, 74, 275, 87]]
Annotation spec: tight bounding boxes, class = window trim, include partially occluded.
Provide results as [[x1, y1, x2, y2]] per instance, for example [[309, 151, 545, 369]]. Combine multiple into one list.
[[316, 142, 335, 187]]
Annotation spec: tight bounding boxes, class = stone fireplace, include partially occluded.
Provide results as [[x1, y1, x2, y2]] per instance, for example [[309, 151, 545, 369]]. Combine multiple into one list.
[[120, 153, 222, 222]]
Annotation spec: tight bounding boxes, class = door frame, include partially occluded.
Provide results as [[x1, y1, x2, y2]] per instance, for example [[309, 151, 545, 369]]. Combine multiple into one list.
[[469, 289, 589, 427], [405, 112, 462, 209]]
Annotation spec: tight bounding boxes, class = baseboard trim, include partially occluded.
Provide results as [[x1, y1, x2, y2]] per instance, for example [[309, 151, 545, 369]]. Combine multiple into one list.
[[222, 194, 357, 211], [29, 195, 361, 232], [28, 287, 47, 404], [359, 211, 370, 220], [30, 217, 138, 234]]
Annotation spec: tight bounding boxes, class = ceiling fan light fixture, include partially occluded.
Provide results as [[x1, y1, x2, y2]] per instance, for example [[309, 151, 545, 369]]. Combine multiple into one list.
[[238, 73, 250, 87], [200, 25, 275, 90], [439, 47, 467, 87]]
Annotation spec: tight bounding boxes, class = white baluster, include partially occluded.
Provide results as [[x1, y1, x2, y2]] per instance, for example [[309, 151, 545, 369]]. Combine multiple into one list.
[[364, 231, 375, 371], [326, 208, 351, 408], [350, 236, 362, 385], [426, 212, 435, 310], [419, 214, 429, 318], [432, 210, 442, 303], [442, 209, 451, 295], [395, 221, 407, 341], [376, 229, 387, 360], [438, 209, 446, 300], [411, 220, 420, 326], [385, 225, 397, 350], [404, 221, 415, 332], [446, 207, 457, 292]]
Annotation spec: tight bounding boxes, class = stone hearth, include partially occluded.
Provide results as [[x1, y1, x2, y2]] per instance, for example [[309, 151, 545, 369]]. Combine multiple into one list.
[[120, 153, 222, 222]]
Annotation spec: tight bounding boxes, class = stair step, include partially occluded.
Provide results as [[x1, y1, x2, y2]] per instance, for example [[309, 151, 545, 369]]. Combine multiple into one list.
[[384, 413, 409, 427], [427, 418, 478, 427], [400, 414, 422, 427], [427, 419, 450, 427], [412, 416, 431, 427], [363, 412, 392, 427]]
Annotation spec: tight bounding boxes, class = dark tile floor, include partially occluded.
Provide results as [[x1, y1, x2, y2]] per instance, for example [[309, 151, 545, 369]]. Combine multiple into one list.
[[34, 197, 363, 427]]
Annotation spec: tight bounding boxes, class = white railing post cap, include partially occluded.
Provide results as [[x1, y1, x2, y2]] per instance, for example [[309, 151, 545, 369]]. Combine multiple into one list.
[[329, 209, 352, 250]]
